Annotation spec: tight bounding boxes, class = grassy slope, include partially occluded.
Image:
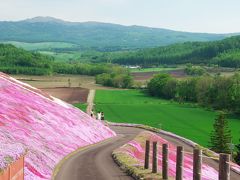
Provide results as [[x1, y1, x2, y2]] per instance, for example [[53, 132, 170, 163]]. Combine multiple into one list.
[[95, 90, 240, 147], [74, 103, 87, 112]]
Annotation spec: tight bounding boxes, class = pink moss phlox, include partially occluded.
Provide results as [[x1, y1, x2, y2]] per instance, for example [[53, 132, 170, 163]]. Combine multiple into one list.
[[0, 73, 116, 179], [0, 143, 25, 170], [118, 131, 218, 180]]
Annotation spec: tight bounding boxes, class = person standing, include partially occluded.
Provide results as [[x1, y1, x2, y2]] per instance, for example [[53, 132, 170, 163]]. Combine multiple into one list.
[[97, 111, 101, 120], [90, 110, 94, 117], [101, 112, 104, 121]]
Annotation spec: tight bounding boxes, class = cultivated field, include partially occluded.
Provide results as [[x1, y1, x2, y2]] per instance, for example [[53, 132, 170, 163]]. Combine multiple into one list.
[[131, 69, 186, 81], [12, 74, 113, 105], [95, 89, 240, 147], [12, 74, 114, 89], [131, 66, 239, 82]]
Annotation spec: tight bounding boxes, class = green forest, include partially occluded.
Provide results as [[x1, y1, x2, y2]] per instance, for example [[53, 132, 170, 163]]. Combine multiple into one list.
[[0, 44, 119, 75], [94, 35, 240, 68], [0, 44, 132, 88], [147, 73, 240, 114], [0, 44, 53, 75]]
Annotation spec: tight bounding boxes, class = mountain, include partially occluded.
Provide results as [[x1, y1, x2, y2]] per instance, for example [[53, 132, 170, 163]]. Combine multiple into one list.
[[0, 72, 115, 179], [0, 17, 235, 51], [23, 16, 67, 24]]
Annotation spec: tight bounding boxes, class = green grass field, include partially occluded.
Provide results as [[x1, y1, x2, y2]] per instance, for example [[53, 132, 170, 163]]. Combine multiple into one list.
[[74, 103, 87, 112], [95, 90, 240, 147], [130, 66, 182, 73], [39, 51, 83, 62]]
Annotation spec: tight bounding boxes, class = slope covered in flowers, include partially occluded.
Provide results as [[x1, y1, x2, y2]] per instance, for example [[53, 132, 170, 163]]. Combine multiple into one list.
[[0, 73, 116, 179], [115, 131, 220, 180]]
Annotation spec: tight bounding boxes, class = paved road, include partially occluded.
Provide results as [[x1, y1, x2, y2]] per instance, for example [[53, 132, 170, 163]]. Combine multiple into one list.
[[55, 126, 240, 180], [55, 126, 142, 180]]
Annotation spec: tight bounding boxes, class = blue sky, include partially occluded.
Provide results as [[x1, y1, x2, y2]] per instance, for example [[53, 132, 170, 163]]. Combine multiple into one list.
[[1, 0, 240, 33]]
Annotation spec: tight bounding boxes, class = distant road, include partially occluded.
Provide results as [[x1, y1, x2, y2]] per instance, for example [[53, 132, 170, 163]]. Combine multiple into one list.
[[86, 89, 95, 115], [55, 126, 240, 180]]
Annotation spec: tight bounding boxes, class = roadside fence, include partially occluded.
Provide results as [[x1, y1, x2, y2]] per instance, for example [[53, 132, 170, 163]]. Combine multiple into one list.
[[144, 141, 232, 180]]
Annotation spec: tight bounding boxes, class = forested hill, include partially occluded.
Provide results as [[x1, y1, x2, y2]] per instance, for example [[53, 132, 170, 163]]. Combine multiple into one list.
[[101, 35, 240, 67], [0, 16, 231, 51], [0, 44, 53, 75], [0, 44, 128, 77]]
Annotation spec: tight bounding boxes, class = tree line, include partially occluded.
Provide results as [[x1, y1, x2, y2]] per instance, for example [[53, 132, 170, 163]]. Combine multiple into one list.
[[93, 35, 240, 68], [147, 73, 240, 114], [96, 73, 133, 88]]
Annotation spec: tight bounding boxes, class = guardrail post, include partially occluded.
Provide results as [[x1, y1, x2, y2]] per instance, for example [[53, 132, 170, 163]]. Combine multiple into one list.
[[193, 149, 202, 180], [144, 140, 150, 169], [176, 146, 183, 180], [162, 144, 169, 179], [152, 141, 158, 173], [219, 153, 230, 180]]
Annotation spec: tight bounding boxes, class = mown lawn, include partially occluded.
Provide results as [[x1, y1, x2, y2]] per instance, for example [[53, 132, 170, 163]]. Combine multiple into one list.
[[95, 90, 240, 147]]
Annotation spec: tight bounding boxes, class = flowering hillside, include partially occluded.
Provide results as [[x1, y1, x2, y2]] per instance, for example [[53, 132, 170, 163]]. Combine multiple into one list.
[[0, 73, 116, 179], [114, 131, 219, 180]]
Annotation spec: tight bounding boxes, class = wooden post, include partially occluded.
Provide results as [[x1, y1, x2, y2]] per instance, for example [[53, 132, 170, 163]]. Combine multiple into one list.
[[176, 146, 183, 180], [219, 154, 230, 180], [152, 141, 158, 173], [144, 140, 150, 169], [193, 149, 202, 180], [162, 144, 169, 179]]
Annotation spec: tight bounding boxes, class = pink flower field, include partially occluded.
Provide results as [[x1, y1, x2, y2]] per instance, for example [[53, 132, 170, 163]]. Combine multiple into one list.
[[117, 131, 220, 180], [0, 73, 116, 179]]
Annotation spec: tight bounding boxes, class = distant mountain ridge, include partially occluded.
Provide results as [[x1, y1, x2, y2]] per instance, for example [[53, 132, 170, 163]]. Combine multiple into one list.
[[0, 17, 237, 51]]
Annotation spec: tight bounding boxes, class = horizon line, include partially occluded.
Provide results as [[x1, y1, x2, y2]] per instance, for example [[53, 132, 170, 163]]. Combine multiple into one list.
[[0, 16, 239, 35]]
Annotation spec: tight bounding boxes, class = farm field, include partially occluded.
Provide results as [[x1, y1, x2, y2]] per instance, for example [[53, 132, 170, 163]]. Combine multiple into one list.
[[95, 89, 240, 147], [39, 51, 83, 62], [41, 87, 89, 104], [131, 66, 239, 82], [130, 66, 183, 73], [131, 69, 187, 82], [12, 74, 108, 89], [130, 66, 186, 82], [0, 41, 77, 51], [12, 74, 115, 105]]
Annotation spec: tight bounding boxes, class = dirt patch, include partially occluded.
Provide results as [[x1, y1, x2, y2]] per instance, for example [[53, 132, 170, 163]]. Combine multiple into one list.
[[40, 87, 89, 104], [131, 69, 186, 81], [131, 72, 156, 81], [169, 69, 186, 78]]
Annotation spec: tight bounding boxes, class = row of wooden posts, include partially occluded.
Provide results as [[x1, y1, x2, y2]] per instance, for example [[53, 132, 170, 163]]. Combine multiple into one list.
[[144, 140, 231, 180]]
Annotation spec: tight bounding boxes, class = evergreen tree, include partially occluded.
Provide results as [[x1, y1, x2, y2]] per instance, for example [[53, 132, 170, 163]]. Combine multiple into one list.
[[235, 139, 240, 165], [209, 113, 232, 154]]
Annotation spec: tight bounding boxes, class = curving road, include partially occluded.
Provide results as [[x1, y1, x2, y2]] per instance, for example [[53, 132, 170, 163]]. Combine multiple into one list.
[[55, 126, 142, 180], [55, 126, 240, 180]]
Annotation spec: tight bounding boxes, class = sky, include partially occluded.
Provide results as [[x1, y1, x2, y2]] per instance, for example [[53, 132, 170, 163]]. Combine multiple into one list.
[[0, 0, 240, 33]]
